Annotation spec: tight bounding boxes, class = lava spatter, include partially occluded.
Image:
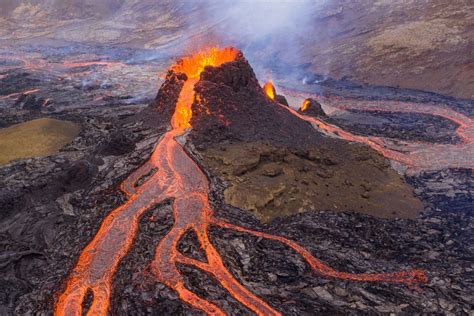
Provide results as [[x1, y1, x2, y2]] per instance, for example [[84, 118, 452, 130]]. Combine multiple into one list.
[[263, 81, 276, 100], [55, 47, 426, 316], [300, 99, 310, 111]]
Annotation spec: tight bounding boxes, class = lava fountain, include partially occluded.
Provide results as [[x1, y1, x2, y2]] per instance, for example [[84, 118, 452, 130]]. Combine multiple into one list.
[[300, 99, 311, 111], [55, 47, 426, 316], [263, 81, 276, 100]]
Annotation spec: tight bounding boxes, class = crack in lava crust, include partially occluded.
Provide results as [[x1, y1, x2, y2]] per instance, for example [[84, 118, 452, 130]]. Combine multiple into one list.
[[55, 48, 427, 316]]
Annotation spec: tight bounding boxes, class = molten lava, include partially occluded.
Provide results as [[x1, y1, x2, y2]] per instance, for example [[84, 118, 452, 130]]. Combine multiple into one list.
[[0, 88, 40, 101], [263, 81, 276, 100], [55, 47, 426, 316], [300, 98, 311, 111], [291, 95, 474, 173], [171, 47, 238, 129]]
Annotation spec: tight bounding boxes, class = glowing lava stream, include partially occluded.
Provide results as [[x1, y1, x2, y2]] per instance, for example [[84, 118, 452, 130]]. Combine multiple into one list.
[[0, 88, 40, 101], [263, 81, 276, 100], [278, 89, 474, 173], [55, 48, 426, 316], [323, 97, 474, 171]]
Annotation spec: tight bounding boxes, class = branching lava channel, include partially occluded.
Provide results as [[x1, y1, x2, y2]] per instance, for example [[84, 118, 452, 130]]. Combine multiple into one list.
[[55, 48, 427, 316]]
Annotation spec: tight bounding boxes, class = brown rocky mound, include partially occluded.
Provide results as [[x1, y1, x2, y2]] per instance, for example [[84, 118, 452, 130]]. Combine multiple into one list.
[[201, 142, 422, 222], [150, 51, 423, 221]]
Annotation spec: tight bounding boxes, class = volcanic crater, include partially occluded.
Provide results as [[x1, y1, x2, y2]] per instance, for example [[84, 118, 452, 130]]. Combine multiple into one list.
[[39, 48, 430, 316], [0, 44, 472, 315], [169, 54, 424, 221]]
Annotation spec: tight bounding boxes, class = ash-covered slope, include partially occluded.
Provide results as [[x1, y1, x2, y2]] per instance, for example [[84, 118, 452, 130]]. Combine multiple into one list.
[[190, 57, 329, 149], [2, 1, 473, 99], [149, 52, 422, 221]]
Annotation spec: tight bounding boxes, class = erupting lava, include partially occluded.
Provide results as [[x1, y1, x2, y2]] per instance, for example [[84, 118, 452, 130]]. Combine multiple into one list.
[[263, 81, 276, 100], [170, 47, 238, 129], [55, 47, 426, 316], [300, 98, 311, 111]]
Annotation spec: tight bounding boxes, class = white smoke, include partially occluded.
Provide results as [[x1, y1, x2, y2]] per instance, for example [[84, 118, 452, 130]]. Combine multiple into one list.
[[185, 0, 327, 85], [216, 0, 316, 39], [2, 0, 329, 86]]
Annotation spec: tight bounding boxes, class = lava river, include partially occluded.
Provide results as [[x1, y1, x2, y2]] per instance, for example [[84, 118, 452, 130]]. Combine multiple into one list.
[[55, 47, 426, 316], [276, 87, 474, 173]]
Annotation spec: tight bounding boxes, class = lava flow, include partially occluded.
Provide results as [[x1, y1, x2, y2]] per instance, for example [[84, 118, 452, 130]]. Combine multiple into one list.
[[55, 48, 426, 316], [300, 98, 311, 111], [0, 88, 40, 101], [289, 93, 474, 172], [62, 60, 126, 69]]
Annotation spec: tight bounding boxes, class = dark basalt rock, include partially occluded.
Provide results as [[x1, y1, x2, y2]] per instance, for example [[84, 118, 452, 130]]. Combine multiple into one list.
[[198, 53, 252, 92], [190, 56, 331, 150], [147, 70, 186, 125], [329, 110, 462, 144], [98, 129, 136, 156], [0, 188, 25, 221], [0, 72, 39, 96], [299, 98, 327, 117], [0, 45, 471, 315], [15, 94, 46, 111], [185, 53, 423, 221], [275, 94, 289, 107], [62, 159, 98, 189]]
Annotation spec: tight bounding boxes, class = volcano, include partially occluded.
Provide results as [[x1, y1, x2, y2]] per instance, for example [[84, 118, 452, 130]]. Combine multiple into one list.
[[2, 1, 473, 313], [150, 48, 423, 221], [51, 47, 428, 315]]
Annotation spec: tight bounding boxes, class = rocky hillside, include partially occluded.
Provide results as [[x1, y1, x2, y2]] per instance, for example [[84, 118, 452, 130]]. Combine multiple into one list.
[[1, 0, 472, 99]]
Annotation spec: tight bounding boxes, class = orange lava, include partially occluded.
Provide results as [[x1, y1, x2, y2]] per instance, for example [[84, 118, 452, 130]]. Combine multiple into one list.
[[0, 55, 48, 71], [288, 94, 474, 173], [263, 81, 276, 100], [171, 47, 238, 129], [300, 98, 311, 111], [0, 88, 40, 101], [55, 48, 427, 316]]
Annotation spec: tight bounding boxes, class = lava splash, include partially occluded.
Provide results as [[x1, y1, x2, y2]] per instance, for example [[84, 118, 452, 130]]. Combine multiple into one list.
[[170, 47, 238, 129], [263, 81, 276, 100], [55, 47, 426, 316]]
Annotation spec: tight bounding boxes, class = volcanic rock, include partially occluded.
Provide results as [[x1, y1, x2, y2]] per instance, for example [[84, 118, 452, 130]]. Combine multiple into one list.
[[298, 98, 327, 117], [275, 94, 289, 107], [149, 52, 423, 221], [329, 110, 461, 144], [0, 45, 471, 315], [15, 94, 45, 110], [148, 70, 186, 125], [98, 129, 136, 156]]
